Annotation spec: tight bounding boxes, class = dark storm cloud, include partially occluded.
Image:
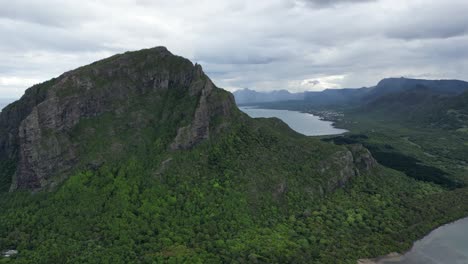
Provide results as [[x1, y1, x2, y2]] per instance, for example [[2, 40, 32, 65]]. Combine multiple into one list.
[[0, 0, 468, 97]]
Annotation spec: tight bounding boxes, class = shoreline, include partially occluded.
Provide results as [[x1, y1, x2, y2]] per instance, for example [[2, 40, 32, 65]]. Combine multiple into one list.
[[357, 252, 403, 264], [357, 216, 468, 263], [239, 105, 349, 135]]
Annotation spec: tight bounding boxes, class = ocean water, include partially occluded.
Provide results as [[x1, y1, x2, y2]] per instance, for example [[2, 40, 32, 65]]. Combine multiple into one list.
[[383, 217, 468, 264]]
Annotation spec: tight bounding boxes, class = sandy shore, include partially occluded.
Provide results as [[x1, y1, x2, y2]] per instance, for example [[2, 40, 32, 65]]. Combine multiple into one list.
[[357, 252, 403, 264]]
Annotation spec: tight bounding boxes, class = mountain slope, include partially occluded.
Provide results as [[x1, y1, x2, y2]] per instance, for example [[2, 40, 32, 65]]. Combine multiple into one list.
[[358, 84, 468, 130]]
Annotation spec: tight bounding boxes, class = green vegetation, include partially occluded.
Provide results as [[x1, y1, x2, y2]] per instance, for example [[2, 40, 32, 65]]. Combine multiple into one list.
[[0, 159, 15, 193], [234, 83, 468, 262], [330, 112, 468, 185], [323, 134, 462, 188], [1, 104, 468, 263]]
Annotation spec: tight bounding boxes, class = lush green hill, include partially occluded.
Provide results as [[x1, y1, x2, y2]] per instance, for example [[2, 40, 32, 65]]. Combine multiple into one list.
[[0, 48, 467, 263], [356, 86, 468, 130], [367, 77, 468, 99]]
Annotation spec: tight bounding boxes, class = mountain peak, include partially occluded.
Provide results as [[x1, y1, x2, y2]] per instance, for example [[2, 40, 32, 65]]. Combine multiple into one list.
[[124, 46, 173, 56], [0, 47, 237, 191]]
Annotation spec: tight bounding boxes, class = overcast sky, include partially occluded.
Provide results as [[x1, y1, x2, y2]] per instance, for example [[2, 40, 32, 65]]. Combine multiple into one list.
[[1, 0, 468, 97]]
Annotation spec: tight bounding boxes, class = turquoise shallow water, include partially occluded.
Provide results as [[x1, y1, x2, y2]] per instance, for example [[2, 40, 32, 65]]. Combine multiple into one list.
[[239, 107, 348, 136]]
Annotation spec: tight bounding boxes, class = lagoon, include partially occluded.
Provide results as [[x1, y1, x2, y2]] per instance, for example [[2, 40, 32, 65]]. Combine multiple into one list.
[[240, 106, 348, 136]]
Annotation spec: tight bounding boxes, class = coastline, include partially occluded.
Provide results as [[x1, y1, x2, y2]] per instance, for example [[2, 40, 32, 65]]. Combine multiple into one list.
[[357, 252, 402, 264], [357, 216, 468, 264], [239, 105, 349, 135]]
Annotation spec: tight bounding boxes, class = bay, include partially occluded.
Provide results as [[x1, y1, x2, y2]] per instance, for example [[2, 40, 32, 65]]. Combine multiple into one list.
[[240, 106, 348, 136]]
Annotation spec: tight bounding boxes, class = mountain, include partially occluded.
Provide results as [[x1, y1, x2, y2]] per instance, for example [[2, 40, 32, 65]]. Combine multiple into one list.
[[0, 47, 237, 191], [233, 88, 305, 104], [439, 90, 468, 129]]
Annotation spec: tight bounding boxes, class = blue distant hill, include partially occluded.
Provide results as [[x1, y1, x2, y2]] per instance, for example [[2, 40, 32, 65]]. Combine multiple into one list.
[[234, 78, 468, 107]]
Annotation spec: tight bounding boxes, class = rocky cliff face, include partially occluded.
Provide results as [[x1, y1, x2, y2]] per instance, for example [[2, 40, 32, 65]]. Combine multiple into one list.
[[170, 65, 234, 150], [0, 47, 236, 191]]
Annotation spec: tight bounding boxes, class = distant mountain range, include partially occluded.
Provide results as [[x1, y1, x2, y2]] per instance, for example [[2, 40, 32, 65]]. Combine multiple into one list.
[[232, 88, 306, 104], [234, 78, 468, 106], [237, 77, 468, 130]]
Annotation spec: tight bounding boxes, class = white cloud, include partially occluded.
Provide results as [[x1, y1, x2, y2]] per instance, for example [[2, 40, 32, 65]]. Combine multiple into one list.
[[296, 75, 346, 91]]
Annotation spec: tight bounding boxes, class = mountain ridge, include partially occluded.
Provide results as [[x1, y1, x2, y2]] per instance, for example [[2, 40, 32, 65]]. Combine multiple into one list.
[[234, 77, 468, 106]]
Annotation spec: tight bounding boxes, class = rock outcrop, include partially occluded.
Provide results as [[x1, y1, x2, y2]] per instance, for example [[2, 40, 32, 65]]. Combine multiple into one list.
[[319, 144, 377, 193], [170, 64, 234, 149], [0, 47, 236, 191]]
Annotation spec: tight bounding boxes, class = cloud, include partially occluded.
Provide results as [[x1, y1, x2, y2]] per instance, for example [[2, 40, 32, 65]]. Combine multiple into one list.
[[0, 0, 96, 27], [383, 1, 468, 40], [0, 0, 467, 97], [308, 80, 320, 86], [297, 0, 376, 8]]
